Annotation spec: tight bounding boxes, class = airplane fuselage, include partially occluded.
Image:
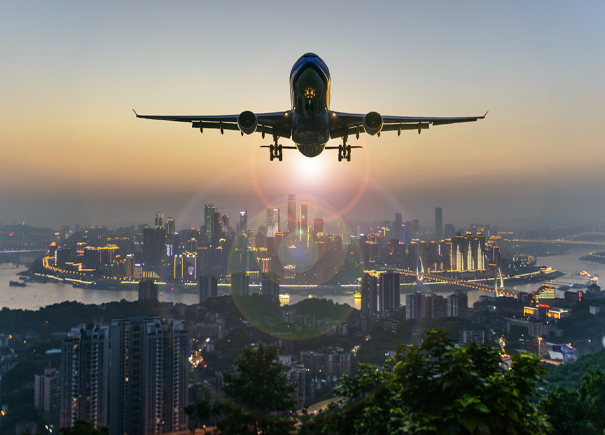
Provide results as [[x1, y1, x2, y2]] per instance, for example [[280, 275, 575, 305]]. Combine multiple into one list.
[[289, 53, 331, 157]]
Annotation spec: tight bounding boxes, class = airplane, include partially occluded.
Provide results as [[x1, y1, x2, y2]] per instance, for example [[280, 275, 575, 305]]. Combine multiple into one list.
[[134, 53, 486, 162]]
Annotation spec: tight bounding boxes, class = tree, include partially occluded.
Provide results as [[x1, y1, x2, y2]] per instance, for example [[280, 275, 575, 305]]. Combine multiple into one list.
[[540, 369, 605, 435], [184, 401, 212, 432], [59, 421, 109, 435], [312, 329, 549, 435], [215, 342, 297, 435]]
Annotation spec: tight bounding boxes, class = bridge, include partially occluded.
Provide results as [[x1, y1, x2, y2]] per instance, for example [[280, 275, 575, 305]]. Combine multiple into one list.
[[513, 232, 605, 245]]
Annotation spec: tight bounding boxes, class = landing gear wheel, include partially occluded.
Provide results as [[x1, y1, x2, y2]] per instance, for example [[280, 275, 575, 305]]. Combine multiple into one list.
[[346, 145, 352, 162], [269, 145, 274, 161], [338, 145, 343, 161]]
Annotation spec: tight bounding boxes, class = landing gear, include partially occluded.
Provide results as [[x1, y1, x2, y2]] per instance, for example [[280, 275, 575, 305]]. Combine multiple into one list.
[[338, 136, 352, 162], [268, 137, 282, 161]]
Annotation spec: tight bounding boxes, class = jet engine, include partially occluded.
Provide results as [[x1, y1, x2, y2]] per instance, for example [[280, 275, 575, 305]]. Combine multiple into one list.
[[363, 111, 383, 136], [237, 111, 258, 135]]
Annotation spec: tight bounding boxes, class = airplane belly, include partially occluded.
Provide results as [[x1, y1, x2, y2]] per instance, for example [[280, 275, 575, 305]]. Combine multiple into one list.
[[292, 112, 330, 148]]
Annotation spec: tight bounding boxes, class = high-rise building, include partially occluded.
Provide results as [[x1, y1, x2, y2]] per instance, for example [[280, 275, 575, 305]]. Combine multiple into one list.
[[361, 273, 378, 315], [380, 271, 400, 312], [287, 194, 296, 232], [204, 204, 216, 240], [393, 213, 403, 241], [458, 330, 485, 346], [165, 217, 176, 235], [60, 324, 109, 429], [266, 208, 280, 238], [313, 218, 324, 237], [155, 212, 164, 230], [412, 219, 420, 239], [404, 221, 412, 244], [199, 274, 218, 303], [239, 210, 247, 233], [300, 200, 308, 242], [435, 207, 442, 241], [447, 290, 469, 317], [287, 365, 306, 411], [231, 272, 249, 296], [138, 279, 158, 301], [110, 317, 189, 435], [444, 223, 456, 239], [143, 227, 166, 268], [35, 368, 60, 430], [261, 272, 280, 300]]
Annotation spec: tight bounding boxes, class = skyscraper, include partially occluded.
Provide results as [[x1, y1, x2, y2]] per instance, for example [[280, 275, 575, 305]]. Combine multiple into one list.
[[287, 194, 296, 232], [204, 204, 215, 240], [110, 317, 189, 435], [266, 208, 279, 238], [35, 368, 60, 430], [380, 271, 400, 312], [231, 272, 249, 296], [412, 219, 420, 240], [435, 207, 442, 241], [447, 290, 469, 317], [393, 213, 403, 241], [155, 212, 164, 230], [361, 273, 378, 315], [165, 217, 176, 235], [404, 221, 411, 244], [261, 272, 280, 300], [444, 223, 456, 239], [199, 274, 218, 303], [143, 227, 166, 268], [60, 324, 109, 429], [313, 218, 324, 237], [239, 210, 247, 233], [300, 200, 308, 242]]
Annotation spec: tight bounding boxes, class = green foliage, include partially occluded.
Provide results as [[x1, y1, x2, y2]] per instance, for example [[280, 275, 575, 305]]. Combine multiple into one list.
[[59, 421, 109, 435], [311, 329, 549, 435], [539, 369, 605, 435], [184, 401, 212, 431], [215, 342, 297, 435], [541, 348, 605, 393]]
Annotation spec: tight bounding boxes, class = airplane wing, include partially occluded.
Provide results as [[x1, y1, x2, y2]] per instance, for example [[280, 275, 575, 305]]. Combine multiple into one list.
[[133, 110, 293, 138], [329, 111, 488, 139]]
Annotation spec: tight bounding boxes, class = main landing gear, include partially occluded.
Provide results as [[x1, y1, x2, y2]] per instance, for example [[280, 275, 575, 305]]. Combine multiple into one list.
[[338, 136, 351, 162], [269, 137, 282, 161]]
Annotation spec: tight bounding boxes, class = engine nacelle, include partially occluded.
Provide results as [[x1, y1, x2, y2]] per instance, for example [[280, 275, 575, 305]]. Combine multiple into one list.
[[363, 111, 383, 136], [237, 111, 258, 135]]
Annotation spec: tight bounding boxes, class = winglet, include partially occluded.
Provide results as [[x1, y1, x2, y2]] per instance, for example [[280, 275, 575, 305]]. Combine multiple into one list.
[[133, 109, 139, 117], [483, 110, 489, 118]]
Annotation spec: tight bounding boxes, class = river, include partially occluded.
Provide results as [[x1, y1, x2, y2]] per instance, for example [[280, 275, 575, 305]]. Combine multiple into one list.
[[0, 246, 602, 311]]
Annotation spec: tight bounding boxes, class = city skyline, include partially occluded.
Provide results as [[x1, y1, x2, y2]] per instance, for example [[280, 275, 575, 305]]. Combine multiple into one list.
[[2, 2, 605, 227]]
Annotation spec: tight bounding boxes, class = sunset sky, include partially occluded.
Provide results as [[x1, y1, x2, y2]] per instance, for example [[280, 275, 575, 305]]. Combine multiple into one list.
[[1, 1, 604, 230]]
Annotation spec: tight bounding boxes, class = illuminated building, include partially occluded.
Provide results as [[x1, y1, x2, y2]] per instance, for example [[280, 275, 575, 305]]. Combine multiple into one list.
[[287, 194, 296, 232], [231, 272, 249, 296], [138, 279, 158, 301], [199, 274, 218, 303], [173, 252, 197, 281], [392, 213, 403, 241], [60, 324, 109, 429], [313, 218, 323, 238], [165, 217, 175, 235], [536, 284, 556, 303], [155, 212, 164, 230], [379, 271, 400, 312], [110, 317, 189, 435], [361, 273, 378, 315], [447, 290, 468, 317], [450, 231, 486, 272], [435, 207, 442, 241], [239, 210, 247, 233], [125, 254, 135, 278], [261, 272, 280, 300], [300, 200, 308, 243], [204, 204, 215, 240]]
